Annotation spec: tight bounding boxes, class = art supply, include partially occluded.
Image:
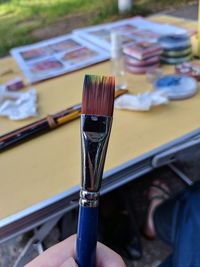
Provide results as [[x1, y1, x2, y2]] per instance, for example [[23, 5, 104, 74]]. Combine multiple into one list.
[[73, 16, 187, 52], [159, 34, 192, 65], [125, 55, 160, 67], [11, 35, 109, 83], [154, 74, 197, 100], [111, 31, 127, 89], [76, 74, 115, 267], [159, 34, 191, 50], [0, 88, 126, 152], [163, 47, 192, 57], [175, 62, 200, 81], [160, 54, 192, 65], [123, 41, 162, 74], [5, 77, 25, 91], [123, 41, 162, 61], [126, 63, 160, 74], [0, 104, 81, 152]]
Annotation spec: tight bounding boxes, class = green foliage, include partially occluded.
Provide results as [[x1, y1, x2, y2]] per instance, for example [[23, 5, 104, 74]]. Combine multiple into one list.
[[0, 0, 195, 57]]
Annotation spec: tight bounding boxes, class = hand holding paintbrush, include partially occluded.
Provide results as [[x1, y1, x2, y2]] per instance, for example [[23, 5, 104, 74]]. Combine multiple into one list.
[[76, 75, 115, 267]]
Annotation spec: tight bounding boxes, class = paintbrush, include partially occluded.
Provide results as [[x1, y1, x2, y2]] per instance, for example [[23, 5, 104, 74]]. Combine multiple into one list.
[[0, 89, 127, 152], [0, 104, 81, 152], [76, 74, 115, 267]]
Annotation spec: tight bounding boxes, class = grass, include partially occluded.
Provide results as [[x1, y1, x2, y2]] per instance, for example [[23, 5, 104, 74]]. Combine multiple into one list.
[[0, 0, 103, 57], [0, 0, 195, 57]]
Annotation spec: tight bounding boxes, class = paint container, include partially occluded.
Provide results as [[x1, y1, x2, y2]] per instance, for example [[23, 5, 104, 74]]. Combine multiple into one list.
[[154, 74, 197, 100]]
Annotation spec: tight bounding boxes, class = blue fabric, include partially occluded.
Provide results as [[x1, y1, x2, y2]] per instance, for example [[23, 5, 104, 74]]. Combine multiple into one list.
[[159, 255, 173, 267], [157, 181, 200, 267]]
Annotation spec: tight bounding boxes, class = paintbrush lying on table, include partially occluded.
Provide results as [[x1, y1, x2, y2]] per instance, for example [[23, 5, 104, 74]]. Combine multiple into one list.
[[76, 74, 115, 267], [0, 103, 81, 152], [0, 88, 127, 152]]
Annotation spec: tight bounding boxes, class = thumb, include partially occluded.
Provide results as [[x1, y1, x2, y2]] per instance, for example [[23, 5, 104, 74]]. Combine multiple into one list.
[[60, 257, 78, 267]]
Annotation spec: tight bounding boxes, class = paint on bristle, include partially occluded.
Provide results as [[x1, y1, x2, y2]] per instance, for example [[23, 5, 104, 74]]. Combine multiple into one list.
[[82, 74, 115, 116]]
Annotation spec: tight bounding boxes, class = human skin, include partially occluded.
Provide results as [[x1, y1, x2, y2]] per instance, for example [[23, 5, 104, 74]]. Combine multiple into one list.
[[25, 234, 126, 267]]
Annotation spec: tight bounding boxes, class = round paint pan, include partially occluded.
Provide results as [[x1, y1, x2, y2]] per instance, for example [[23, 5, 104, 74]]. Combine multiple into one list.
[[154, 74, 197, 100], [161, 54, 192, 65], [125, 55, 160, 67], [159, 34, 191, 50], [126, 63, 160, 74]]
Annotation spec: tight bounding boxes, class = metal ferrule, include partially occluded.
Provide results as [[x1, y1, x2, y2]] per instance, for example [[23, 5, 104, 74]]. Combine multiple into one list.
[[80, 114, 112, 206], [79, 189, 100, 207]]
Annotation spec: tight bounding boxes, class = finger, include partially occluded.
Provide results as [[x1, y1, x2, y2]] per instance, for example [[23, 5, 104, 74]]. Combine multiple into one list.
[[25, 235, 76, 267], [96, 242, 126, 267], [60, 257, 78, 267]]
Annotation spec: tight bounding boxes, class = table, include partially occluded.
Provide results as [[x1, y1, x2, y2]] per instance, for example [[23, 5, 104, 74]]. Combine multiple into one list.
[[0, 15, 200, 247]]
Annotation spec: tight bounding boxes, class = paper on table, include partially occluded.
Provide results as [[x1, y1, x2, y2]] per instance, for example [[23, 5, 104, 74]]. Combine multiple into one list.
[[114, 91, 169, 111], [0, 86, 37, 120]]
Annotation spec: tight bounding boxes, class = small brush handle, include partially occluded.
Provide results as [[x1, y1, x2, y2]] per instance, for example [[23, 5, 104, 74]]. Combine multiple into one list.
[[76, 205, 99, 267]]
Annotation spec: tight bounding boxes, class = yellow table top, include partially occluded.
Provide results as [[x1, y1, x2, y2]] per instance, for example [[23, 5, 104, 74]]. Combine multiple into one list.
[[0, 15, 199, 221]]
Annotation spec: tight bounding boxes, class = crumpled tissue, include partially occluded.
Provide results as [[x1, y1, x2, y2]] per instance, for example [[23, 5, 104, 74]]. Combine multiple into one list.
[[0, 85, 37, 120], [114, 91, 169, 111]]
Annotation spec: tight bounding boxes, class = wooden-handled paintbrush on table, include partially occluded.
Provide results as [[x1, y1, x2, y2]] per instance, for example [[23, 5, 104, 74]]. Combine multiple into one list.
[[0, 88, 127, 152]]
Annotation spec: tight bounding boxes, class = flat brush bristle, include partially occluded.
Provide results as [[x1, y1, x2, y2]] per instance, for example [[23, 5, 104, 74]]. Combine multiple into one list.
[[82, 75, 115, 116]]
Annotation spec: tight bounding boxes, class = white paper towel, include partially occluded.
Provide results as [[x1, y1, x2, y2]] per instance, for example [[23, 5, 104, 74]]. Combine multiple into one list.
[[0, 86, 37, 120], [115, 91, 169, 111]]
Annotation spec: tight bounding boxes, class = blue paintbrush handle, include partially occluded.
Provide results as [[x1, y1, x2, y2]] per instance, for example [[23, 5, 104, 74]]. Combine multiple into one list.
[[76, 205, 99, 267]]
